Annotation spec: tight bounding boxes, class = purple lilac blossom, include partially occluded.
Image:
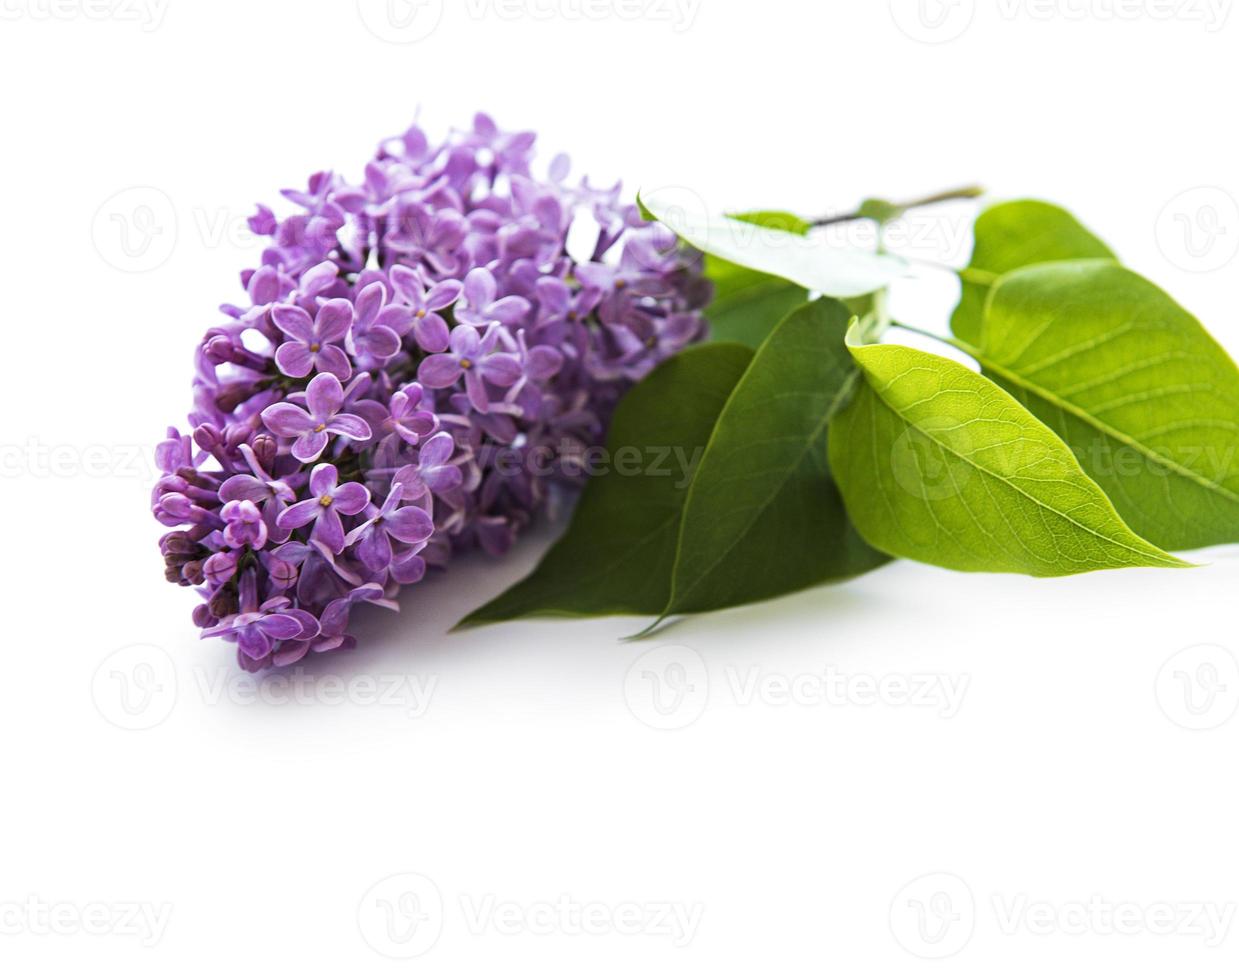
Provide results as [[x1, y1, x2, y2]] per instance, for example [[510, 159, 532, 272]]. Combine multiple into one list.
[[154, 113, 710, 670]]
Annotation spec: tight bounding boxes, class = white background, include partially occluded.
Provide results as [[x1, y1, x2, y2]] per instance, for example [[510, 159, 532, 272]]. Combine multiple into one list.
[[2, 0, 1238, 976]]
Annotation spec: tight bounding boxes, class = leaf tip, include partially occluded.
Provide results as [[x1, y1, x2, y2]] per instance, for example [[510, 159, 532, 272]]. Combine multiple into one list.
[[636, 191, 657, 223], [448, 612, 487, 633], [623, 616, 670, 642]]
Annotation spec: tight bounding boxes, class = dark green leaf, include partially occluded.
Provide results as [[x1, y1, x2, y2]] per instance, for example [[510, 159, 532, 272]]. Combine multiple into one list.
[[649, 299, 889, 627], [456, 343, 753, 626], [705, 255, 809, 348]]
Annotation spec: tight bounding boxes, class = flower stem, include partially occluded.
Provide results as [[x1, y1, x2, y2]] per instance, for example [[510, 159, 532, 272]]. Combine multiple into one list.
[[809, 185, 985, 228], [902, 255, 998, 288], [889, 321, 983, 359]]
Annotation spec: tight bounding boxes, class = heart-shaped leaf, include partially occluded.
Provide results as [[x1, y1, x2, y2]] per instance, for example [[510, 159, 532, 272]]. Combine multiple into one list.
[[971, 260, 1239, 550], [951, 199, 1114, 344]]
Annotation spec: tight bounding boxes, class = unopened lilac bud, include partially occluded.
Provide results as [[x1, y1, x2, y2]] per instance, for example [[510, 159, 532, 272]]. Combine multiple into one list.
[[161, 531, 197, 556], [193, 424, 222, 453], [191, 603, 216, 629], [264, 556, 298, 591], [187, 523, 213, 543], [204, 336, 234, 365], [157, 492, 194, 521], [156, 474, 189, 495], [156, 492, 216, 528], [177, 467, 218, 490], [223, 423, 255, 453], [248, 206, 276, 236], [182, 560, 206, 586], [215, 383, 258, 413], [208, 587, 239, 620], [251, 433, 277, 472], [203, 551, 239, 586]]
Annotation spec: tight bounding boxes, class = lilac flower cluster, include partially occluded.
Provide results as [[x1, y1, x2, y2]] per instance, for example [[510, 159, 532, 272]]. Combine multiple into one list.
[[153, 114, 710, 670]]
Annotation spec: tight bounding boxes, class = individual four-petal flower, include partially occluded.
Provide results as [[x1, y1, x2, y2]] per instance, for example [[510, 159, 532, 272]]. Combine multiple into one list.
[[201, 597, 320, 663], [218, 443, 295, 540], [221, 499, 268, 549], [344, 483, 434, 571], [347, 281, 406, 363], [380, 386, 438, 446], [272, 298, 354, 379], [390, 265, 461, 353], [276, 463, 371, 553], [260, 374, 372, 463], [393, 431, 463, 502], [456, 267, 531, 329], [417, 324, 522, 413]]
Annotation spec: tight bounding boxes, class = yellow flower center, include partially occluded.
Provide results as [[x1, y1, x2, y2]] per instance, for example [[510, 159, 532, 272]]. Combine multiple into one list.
[[319, 494, 334, 507], [460, 357, 473, 369], [313, 423, 326, 433], [309, 342, 321, 353]]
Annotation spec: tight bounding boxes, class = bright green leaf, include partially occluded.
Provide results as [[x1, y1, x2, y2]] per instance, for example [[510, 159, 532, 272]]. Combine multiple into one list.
[[829, 340, 1188, 576], [456, 343, 753, 627], [951, 200, 1114, 344], [857, 197, 904, 225], [650, 299, 889, 627], [726, 210, 813, 235], [971, 260, 1239, 550], [639, 189, 907, 298]]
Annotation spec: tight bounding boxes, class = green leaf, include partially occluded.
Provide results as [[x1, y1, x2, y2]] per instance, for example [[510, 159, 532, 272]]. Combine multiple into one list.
[[705, 257, 809, 348], [703, 209, 877, 348], [726, 210, 813, 235], [970, 260, 1239, 550], [856, 197, 904, 225], [649, 298, 889, 627], [639, 189, 907, 298], [951, 200, 1114, 345], [456, 343, 754, 626], [828, 339, 1188, 576], [704, 212, 811, 347]]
